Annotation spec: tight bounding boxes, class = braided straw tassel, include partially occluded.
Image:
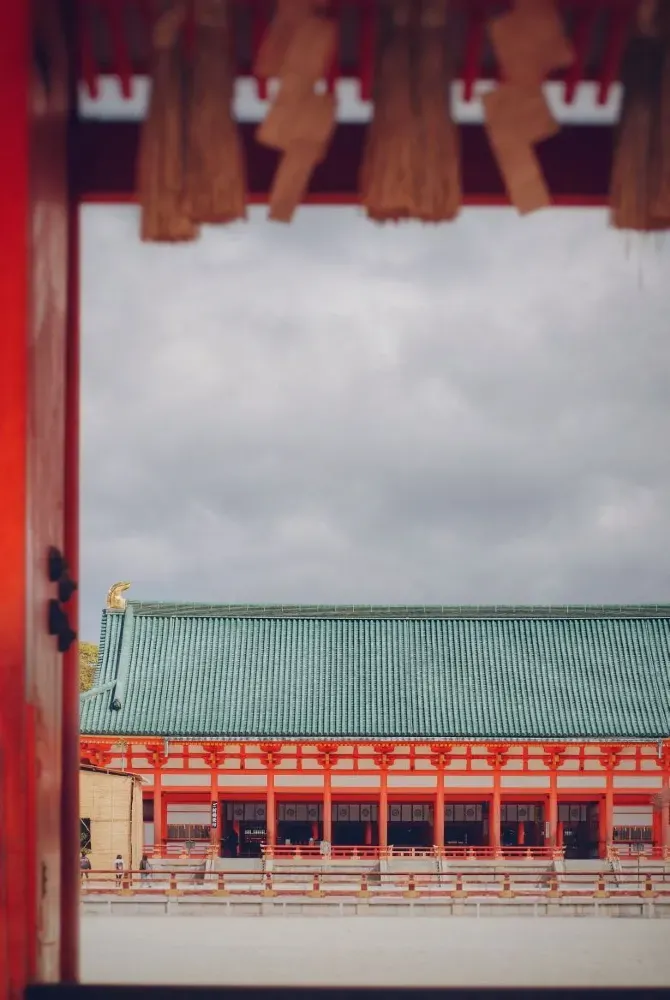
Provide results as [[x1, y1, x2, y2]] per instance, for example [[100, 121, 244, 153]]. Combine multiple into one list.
[[414, 0, 461, 222], [183, 0, 247, 224], [360, 1, 420, 221], [610, 0, 667, 230], [137, 0, 197, 242]]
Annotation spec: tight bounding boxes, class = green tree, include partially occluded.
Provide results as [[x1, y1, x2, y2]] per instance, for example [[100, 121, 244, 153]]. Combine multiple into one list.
[[79, 641, 99, 693]]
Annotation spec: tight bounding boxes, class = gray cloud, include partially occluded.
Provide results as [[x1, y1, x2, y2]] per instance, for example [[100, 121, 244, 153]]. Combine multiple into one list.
[[81, 205, 670, 640]]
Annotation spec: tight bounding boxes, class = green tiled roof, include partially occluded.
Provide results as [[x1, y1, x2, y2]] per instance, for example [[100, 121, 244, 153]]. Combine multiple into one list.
[[80, 602, 670, 742]]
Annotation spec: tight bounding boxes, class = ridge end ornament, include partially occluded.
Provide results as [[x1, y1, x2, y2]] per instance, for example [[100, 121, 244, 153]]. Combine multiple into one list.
[[106, 581, 132, 610]]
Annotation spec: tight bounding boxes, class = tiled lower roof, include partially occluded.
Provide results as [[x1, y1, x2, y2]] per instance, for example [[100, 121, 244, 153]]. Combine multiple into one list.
[[79, 603, 670, 741]]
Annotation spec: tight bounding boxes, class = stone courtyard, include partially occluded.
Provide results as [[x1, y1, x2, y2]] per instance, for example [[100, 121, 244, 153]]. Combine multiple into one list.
[[81, 915, 670, 987]]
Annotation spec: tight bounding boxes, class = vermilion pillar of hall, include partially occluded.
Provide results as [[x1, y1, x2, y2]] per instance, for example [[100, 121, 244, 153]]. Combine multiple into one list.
[[323, 774, 333, 845], [435, 781, 445, 850], [658, 745, 670, 856], [374, 745, 394, 850], [317, 744, 337, 845], [261, 745, 279, 848], [149, 746, 168, 854], [206, 746, 225, 854], [1, 0, 75, 994], [430, 744, 450, 851], [488, 746, 506, 855], [599, 747, 618, 857], [545, 746, 563, 848]]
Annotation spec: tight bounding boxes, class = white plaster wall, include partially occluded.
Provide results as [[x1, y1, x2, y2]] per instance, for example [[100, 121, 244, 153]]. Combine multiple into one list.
[[612, 775, 661, 789], [500, 775, 550, 789], [218, 774, 267, 787], [275, 774, 324, 788], [387, 775, 437, 789], [444, 775, 493, 788], [557, 776, 606, 789], [332, 774, 380, 788], [161, 773, 209, 787]]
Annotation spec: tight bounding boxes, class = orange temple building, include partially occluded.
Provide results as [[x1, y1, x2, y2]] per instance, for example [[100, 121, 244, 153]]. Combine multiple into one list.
[[80, 597, 670, 862]]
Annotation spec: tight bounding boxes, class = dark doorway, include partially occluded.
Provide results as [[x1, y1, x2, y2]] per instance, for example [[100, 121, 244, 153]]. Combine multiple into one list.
[[222, 801, 266, 857], [277, 821, 318, 846], [560, 801, 600, 859], [445, 802, 488, 847], [277, 801, 322, 847], [387, 822, 433, 848], [388, 802, 434, 848], [332, 802, 378, 847], [501, 802, 545, 849]]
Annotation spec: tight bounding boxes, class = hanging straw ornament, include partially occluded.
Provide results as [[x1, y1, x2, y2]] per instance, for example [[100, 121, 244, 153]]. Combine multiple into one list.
[[253, 0, 315, 80], [360, 0, 421, 222], [484, 0, 569, 215], [183, 0, 247, 224], [137, 0, 198, 242], [610, 1, 666, 231], [414, 0, 461, 222], [256, 4, 338, 222]]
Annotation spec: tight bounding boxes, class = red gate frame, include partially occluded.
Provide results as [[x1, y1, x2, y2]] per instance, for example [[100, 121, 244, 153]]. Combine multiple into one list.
[[0, 2, 625, 997]]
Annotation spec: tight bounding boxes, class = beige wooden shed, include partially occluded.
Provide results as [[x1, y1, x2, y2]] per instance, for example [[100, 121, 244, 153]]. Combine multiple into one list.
[[79, 763, 144, 873]]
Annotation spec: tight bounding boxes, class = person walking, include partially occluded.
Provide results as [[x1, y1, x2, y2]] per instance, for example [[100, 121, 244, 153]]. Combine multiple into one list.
[[139, 853, 152, 881], [114, 854, 124, 886], [80, 850, 92, 883]]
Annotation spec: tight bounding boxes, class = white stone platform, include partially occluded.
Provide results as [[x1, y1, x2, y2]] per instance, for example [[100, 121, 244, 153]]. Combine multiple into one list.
[[81, 914, 670, 987]]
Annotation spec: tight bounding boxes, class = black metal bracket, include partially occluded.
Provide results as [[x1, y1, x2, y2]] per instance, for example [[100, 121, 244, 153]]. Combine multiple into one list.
[[46, 546, 77, 653]]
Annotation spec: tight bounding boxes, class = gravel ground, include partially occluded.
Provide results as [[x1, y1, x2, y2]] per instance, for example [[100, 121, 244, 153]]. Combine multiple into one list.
[[81, 915, 670, 987]]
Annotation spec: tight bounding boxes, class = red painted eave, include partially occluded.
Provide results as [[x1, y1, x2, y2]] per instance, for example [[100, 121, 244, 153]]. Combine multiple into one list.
[[76, 0, 636, 106]]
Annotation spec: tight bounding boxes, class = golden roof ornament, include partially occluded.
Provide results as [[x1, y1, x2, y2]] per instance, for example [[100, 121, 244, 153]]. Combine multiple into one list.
[[106, 582, 131, 611]]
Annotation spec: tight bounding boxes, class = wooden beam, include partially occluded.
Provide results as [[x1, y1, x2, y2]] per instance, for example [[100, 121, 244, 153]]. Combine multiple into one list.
[[73, 120, 614, 206]]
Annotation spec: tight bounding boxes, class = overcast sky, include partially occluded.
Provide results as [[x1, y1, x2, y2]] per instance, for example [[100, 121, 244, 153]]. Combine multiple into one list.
[[80, 205, 670, 641]]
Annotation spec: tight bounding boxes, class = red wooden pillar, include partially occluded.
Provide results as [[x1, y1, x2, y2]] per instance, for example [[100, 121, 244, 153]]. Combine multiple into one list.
[[661, 773, 670, 855], [490, 781, 502, 855], [323, 774, 333, 845], [266, 777, 276, 847], [210, 772, 220, 855], [379, 779, 388, 850], [153, 772, 164, 854], [0, 7, 32, 992], [547, 775, 559, 847], [1, 0, 73, 993], [435, 780, 445, 850], [600, 778, 614, 858]]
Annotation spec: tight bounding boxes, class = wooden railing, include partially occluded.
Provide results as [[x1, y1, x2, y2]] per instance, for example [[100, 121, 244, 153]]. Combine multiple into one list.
[[80, 865, 670, 901], [612, 843, 667, 859], [141, 843, 670, 862], [263, 844, 566, 861]]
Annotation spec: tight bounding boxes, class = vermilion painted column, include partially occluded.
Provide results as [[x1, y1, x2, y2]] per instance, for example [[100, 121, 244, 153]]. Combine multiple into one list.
[[210, 771, 220, 854], [548, 775, 559, 848], [153, 772, 164, 854], [490, 779, 502, 855], [266, 775, 276, 847], [661, 773, 669, 857], [0, 6, 31, 995], [435, 780, 445, 850], [601, 776, 614, 858], [379, 778, 388, 850], [323, 775, 332, 845]]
